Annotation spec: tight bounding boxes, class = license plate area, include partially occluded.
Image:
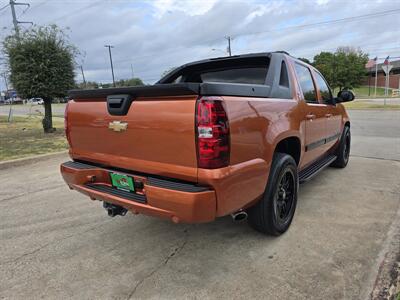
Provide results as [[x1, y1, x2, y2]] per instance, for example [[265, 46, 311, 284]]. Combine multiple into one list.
[[110, 172, 135, 192]]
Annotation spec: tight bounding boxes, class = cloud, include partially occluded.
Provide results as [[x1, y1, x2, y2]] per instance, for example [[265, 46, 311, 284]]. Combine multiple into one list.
[[0, 0, 400, 89], [151, 0, 219, 17]]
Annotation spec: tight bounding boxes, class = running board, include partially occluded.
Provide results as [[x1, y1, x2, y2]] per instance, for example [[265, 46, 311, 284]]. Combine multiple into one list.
[[299, 155, 337, 183]]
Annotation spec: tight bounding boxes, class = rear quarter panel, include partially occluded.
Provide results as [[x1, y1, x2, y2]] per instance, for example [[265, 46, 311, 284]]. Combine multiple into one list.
[[198, 96, 303, 216]]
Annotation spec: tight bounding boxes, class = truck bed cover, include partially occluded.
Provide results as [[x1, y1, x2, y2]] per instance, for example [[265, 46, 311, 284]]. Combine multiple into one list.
[[69, 82, 271, 99]]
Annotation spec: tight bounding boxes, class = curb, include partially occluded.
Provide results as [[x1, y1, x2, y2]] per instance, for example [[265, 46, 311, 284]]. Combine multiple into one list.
[[0, 151, 69, 170], [366, 203, 400, 300]]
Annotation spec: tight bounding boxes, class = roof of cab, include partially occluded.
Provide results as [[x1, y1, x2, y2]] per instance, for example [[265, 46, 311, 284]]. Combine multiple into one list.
[[157, 51, 291, 84]]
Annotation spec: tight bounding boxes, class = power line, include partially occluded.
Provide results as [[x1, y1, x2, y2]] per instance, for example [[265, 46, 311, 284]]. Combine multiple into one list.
[[183, 8, 400, 48], [0, 3, 9, 11], [114, 8, 400, 65], [17, 0, 30, 17], [10, 3, 393, 85], [231, 8, 400, 40], [122, 45, 400, 83], [46, 0, 103, 24], [28, 0, 49, 11], [110, 45, 400, 77]]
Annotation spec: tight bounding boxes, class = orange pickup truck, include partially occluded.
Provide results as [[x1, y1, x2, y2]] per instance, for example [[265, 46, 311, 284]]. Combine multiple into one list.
[[61, 51, 354, 235]]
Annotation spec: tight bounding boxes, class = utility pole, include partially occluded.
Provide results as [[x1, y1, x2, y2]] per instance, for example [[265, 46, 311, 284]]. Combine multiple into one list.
[[368, 67, 371, 96], [2, 72, 12, 122], [104, 45, 116, 87], [9, 0, 32, 38], [79, 65, 86, 87], [10, 0, 19, 36], [374, 62, 378, 98], [225, 36, 233, 56]]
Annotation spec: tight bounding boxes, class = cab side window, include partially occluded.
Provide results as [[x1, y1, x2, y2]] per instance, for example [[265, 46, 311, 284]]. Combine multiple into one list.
[[294, 63, 317, 103], [314, 72, 333, 104]]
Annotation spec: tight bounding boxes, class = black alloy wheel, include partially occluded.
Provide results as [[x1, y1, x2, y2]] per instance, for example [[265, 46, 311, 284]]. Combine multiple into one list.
[[274, 168, 296, 226]]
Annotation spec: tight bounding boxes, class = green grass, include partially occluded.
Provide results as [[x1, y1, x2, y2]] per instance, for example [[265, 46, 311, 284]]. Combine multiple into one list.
[[0, 115, 68, 161], [351, 86, 395, 98]]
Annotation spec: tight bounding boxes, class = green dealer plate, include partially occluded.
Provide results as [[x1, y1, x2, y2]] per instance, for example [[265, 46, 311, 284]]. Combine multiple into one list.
[[110, 173, 135, 192]]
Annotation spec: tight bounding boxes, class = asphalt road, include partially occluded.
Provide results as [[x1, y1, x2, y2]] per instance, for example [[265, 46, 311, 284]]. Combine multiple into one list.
[[0, 110, 399, 299]]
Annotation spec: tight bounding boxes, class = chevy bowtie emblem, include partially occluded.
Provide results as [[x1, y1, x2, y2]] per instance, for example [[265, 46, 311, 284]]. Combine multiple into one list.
[[109, 121, 128, 132]]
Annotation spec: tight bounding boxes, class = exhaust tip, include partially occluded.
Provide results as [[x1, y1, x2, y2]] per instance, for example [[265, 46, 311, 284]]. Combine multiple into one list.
[[231, 211, 248, 222]]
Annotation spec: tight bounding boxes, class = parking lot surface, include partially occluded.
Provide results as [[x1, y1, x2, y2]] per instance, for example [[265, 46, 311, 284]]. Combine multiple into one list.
[[0, 110, 399, 299]]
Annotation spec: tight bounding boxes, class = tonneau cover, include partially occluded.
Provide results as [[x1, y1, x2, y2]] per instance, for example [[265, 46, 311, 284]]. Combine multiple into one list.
[[69, 82, 271, 99]]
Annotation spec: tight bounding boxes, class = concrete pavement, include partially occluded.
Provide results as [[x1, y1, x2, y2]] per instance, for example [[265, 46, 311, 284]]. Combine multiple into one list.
[[0, 110, 399, 299], [357, 98, 400, 105]]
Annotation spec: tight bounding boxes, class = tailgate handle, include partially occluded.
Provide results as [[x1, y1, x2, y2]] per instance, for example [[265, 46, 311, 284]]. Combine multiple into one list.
[[107, 94, 133, 116], [108, 98, 124, 107]]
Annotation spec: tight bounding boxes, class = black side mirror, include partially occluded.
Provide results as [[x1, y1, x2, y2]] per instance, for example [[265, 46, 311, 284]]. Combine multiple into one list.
[[336, 90, 355, 103]]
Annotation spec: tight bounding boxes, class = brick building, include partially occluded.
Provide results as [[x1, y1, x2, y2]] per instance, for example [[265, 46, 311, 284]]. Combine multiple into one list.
[[364, 60, 400, 89]]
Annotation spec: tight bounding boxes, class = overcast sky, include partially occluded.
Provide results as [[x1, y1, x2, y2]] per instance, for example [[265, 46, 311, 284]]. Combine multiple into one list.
[[1, 0, 400, 90]]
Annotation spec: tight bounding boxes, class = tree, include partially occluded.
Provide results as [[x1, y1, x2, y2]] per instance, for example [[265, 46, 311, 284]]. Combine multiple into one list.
[[115, 77, 144, 87], [85, 77, 144, 89], [3, 25, 76, 132], [312, 51, 335, 88], [334, 47, 368, 91], [76, 81, 100, 89], [313, 47, 368, 92]]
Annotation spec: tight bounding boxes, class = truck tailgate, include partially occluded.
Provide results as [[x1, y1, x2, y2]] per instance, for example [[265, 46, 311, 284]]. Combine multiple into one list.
[[67, 95, 198, 182]]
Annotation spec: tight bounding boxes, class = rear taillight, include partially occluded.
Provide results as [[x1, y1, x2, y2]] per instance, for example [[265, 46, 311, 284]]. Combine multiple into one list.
[[64, 101, 72, 147], [196, 97, 230, 169]]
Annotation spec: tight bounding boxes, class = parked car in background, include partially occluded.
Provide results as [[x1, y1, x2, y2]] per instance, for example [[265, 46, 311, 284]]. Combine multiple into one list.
[[28, 98, 44, 105], [8, 98, 23, 104], [52, 97, 69, 103]]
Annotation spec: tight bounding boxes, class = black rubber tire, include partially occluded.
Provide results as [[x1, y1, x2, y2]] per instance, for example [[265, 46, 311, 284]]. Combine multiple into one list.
[[331, 126, 351, 168], [247, 152, 298, 236]]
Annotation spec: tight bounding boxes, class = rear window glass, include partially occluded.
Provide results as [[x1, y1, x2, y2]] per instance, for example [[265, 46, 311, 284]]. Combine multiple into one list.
[[163, 57, 269, 85], [200, 68, 267, 84]]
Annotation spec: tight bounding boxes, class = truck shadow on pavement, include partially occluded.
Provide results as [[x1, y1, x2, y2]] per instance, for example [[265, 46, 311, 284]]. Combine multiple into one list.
[[2, 157, 399, 299]]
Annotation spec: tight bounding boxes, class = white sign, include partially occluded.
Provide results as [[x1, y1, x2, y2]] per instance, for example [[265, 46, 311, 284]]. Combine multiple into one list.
[[382, 64, 393, 75]]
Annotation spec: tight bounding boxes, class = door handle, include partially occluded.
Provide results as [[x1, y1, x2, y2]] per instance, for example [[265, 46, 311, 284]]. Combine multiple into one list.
[[306, 114, 316, 120], [325, 113, 333, 118]]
